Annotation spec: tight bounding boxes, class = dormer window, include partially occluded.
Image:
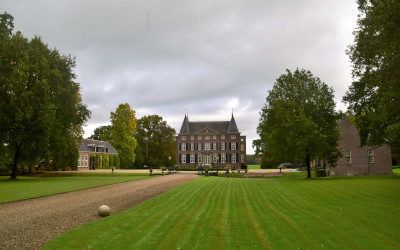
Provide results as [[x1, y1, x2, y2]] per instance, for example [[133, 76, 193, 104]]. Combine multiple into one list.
[[205, 135, 210, 140], [212, 135, 217, 139], [231, 135, 236, 139], [182, 136, 186, 140]]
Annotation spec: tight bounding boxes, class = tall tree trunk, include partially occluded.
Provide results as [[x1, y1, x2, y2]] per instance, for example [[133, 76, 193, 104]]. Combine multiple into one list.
[[306, 153, 311, 179], [11, 145, 21, 180]]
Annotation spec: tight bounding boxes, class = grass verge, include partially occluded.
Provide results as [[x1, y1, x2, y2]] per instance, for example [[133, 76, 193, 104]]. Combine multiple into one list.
[[45, 175, 400, 249], [0, 173, 149, 203], [247, 164, 261, 169]]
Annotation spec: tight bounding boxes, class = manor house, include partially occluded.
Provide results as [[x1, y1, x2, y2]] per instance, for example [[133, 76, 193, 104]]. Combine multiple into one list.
[[176, 114, 246, 169]]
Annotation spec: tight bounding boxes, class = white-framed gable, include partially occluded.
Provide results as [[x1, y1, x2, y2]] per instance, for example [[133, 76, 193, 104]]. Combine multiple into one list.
[[193, 127, 220, 134]]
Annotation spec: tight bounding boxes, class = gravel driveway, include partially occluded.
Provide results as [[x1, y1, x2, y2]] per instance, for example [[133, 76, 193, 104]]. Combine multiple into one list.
[[0, 173, 198, 249]]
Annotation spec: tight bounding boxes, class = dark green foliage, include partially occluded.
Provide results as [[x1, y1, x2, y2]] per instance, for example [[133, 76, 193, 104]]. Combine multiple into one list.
[[95, 155, 102, 169], [344, 0, 400, 155], [0, 13, 90, 179], [102, 155, 109, 169], [90, 125, 112, 141], [114, 155, 120, 168], [257, 69, 340, 177], [134, 115, 176, 168], [109, 155, 115, 168]]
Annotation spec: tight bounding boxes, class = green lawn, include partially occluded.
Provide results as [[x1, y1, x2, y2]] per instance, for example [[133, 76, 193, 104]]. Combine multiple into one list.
[[247, 164, 261, 169], [0, 173, 149, 203], [46, 175, 400, 249]]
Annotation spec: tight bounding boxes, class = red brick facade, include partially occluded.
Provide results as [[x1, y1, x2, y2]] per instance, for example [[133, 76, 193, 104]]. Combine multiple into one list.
[[331, 118, 392, 176]]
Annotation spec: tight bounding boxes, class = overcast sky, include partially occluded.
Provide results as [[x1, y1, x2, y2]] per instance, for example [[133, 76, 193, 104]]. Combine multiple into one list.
[[1, 0, 358, 153]]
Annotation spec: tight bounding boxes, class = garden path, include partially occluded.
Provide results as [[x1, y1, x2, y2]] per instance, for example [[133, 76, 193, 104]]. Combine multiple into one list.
[[0, 173, 198, 249]]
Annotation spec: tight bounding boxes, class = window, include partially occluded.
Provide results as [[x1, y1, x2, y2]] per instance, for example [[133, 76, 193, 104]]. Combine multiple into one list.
[[241, 154, 244, 163], [241, 144, 244, 151], [181, 154, 186, 163], [190, 136, 194, 140], [198, 136, 202, 140], [221, 153, 226, 163], [198, 143, 202, 151], [232, 154, 237, 163], [231, 142, 236, 150], [205, 143, 210, 150], [190, 142, 195, 151], [213, 142, 217, 150], [213, 135, 217, 139], [205, 135, 210, 140], [182, 136, 186, 140], [198, 155, 202, 163], [231, 135, 236, 139], [221, 135, 225, 139], [346, 150, 352, 163], [190, 153, 195, 163], [368, 150, 374, 163], [205, 155, 210, 165], [181, 143, 186, 151], [221, 142, 225, 150], [213, 154, 218, 163]]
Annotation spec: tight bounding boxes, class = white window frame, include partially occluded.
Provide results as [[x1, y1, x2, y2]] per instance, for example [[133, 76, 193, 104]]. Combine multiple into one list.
[[181, 143, 186, 151], [231, 142, 236, 150], [221, 135, 225, 139], [182, 136, 186, 140], [205, 135, 210, 140], [232, 154, 237, 163], [205, 142, 210, 150], [221, 153, 226, 163], [190, 153, 195, 163], [198, 136, 202, 140], [213, 142, 217, 150], [368, 150, 374, 163], [198, 155, 202, 163], [190, 136, 194, 140], [221, 142, 225, 151], [231, 135, 236, 139], [241, 144, 244, 151], [181, 154, 186, 163], [346, 150, 352, 163], [190, 142, 195, 151], [212, 135, 217, 139], [213, 154, 218, 163], [198, 143, 202, 151]]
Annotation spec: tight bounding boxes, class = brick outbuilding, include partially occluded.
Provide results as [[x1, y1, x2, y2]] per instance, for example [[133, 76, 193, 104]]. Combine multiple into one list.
[[331, 118, 392, 176]]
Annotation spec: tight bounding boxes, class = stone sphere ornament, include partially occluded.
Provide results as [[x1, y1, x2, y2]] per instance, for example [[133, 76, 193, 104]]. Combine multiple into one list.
[[98, 205, 111, 217]]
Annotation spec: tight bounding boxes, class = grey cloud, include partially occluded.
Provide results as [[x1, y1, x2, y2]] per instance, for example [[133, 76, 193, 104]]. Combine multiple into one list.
[[1, 0, 358, 153]]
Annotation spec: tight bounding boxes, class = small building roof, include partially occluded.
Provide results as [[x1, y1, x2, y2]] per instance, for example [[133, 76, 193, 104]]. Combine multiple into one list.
[[79, 138, 118, 154]]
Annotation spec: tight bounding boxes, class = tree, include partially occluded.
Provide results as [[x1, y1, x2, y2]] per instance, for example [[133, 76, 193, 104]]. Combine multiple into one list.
[[0, 13, 90, 179], [344, 1, 400, 155], [110, 103, 137, 168], [135, 115, 176, 168], [90, 125, 112, 141], [257, 69, 340, 178]]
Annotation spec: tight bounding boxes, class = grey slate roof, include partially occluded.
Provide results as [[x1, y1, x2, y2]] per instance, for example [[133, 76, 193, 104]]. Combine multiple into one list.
[[179, 115, 239, 134], [79, 139, 118, 154]]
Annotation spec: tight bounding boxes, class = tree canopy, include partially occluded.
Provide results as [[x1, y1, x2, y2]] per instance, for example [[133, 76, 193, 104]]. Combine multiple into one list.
[[109, 103, 137, 168], [90, 125, 112, 142], [134, 115, 176, 168], [344, 0, 400, 155], [256, 69, 340, 178], [0, 13, 90, 179]]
